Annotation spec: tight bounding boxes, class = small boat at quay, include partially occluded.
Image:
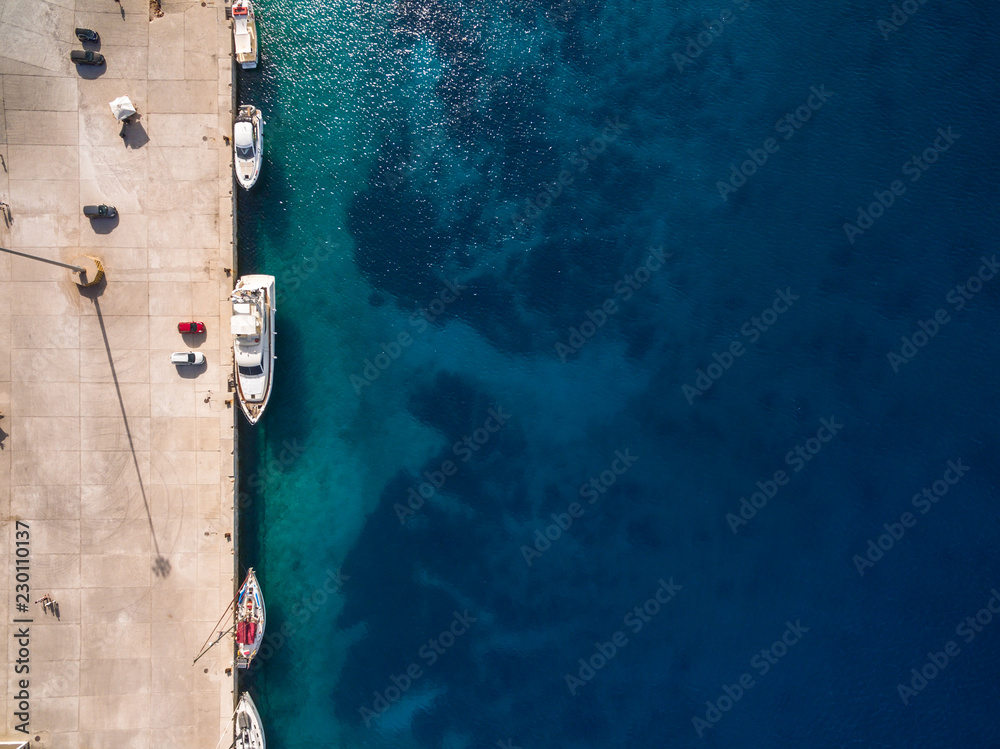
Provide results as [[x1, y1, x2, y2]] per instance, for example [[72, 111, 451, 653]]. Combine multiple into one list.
[[234, 104, 265, 190], [232, 0, 258, 69], [235, 568, 265, 668], [231, 275, 276, 425], [235, 692, 266, 749]]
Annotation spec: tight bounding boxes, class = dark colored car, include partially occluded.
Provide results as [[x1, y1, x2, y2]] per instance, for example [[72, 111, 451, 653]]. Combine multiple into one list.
[[75, 28, 100, 43], [70, 50, 105, 66], [83, 204, 117, 218], [178, 322, 207, 334]]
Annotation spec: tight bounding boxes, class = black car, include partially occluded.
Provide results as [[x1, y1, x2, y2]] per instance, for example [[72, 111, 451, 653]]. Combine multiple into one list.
[[83, 204, 117, 218], [70, 50, 105, 66], [75, 28, 99, 43]]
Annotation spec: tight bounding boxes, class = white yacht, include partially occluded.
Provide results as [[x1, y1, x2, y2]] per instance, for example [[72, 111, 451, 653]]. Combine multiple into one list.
[[231, 276, 276, 425], [235, 568, 266, 667], [235, 692, 266, 749], [234, 105, 264, 190], [232, 0, 258, 69]]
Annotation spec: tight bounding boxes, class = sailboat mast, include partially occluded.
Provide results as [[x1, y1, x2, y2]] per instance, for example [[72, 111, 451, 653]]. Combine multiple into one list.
[[193, 587, 241, 663]]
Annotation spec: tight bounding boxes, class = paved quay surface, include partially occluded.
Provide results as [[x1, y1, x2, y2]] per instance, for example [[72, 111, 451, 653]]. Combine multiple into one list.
[[0, 0, 238, 745]]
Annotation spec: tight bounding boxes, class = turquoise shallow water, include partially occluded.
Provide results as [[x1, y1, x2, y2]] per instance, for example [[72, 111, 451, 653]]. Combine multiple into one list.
[[237, 0, 1000, 746]]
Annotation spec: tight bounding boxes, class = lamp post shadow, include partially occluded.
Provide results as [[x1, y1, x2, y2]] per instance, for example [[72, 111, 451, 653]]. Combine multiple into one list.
[[90, 293, 171, 578]]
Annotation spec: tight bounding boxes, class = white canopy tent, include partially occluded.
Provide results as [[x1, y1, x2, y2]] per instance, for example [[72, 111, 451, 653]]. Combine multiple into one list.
[[109, 96, 136, 122]]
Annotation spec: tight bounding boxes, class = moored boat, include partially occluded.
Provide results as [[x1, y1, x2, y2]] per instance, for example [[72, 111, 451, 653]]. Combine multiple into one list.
[[235, 568, 265, 668], [234, 105, 264, 190], [232, 0, 258, 69], [235, 692, 266, 749], [231, 275, 276, 425]]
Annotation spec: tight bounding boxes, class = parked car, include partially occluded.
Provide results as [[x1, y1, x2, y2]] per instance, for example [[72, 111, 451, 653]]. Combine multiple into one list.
[[83, 204, 117, 218], [171, 352, 206, 366], [75, 28, 100, 43], [178, 322, 206, 334], [70, 50, 105, 66]]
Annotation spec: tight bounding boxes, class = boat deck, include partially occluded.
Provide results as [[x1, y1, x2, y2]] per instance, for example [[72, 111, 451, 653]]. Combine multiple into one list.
[[233, 15, 257, 67]]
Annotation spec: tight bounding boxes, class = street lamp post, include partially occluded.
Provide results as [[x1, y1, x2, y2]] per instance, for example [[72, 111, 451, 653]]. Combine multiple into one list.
[[1, 245, 86, 272], [0, 246, 104, 287]]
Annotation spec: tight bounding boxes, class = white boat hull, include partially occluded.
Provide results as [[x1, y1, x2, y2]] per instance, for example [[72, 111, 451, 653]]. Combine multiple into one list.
[[231, 275, 276, 425], [235, 693, 266, 749], [234, 105, 264, 190]]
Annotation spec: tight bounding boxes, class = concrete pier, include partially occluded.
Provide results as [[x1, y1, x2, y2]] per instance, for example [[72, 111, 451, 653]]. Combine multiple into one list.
[[0, 0, 238, 744]]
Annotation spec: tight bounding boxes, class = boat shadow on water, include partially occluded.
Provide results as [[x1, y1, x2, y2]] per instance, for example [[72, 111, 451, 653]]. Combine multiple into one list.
[[244, 314, 311, 469], [236, 150, 294, 252], [230, 276, 312, 526]]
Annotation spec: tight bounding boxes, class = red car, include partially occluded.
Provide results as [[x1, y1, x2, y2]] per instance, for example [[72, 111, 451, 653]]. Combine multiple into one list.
[[178, 322, 206, 334]]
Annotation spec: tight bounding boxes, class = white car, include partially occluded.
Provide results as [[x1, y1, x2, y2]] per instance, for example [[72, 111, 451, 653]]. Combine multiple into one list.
[[171, 351, 205, 366]]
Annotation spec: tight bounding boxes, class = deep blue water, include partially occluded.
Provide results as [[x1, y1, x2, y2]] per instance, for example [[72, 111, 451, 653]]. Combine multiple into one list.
[[236, 0, 1000, 746]]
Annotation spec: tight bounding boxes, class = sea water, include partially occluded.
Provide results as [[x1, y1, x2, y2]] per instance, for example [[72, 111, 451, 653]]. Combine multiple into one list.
[[237, 0, 1000, 745]]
